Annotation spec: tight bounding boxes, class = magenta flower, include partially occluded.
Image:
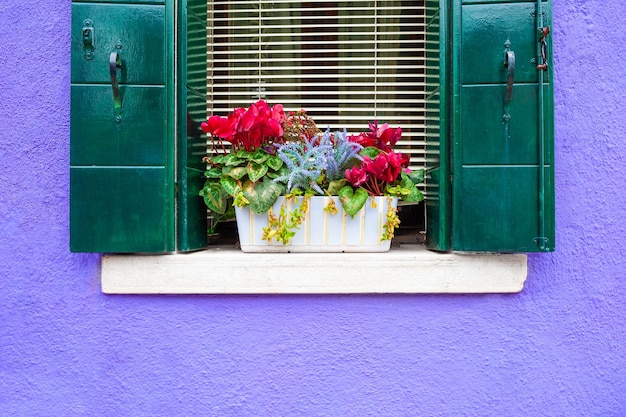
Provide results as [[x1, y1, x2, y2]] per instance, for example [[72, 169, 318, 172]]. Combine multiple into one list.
[[201, 100, 285, 151], [345, 166, 368, 187]]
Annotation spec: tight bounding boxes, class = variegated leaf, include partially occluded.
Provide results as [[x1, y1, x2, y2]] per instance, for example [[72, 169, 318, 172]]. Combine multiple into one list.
[[199, 183, 229, 214], [247, 162, 269, 183], [242, 179, 284, 214], [338, 186, 368, 217]]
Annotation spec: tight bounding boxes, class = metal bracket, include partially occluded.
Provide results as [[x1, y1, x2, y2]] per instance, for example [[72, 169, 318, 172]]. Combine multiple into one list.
[[82, 19, 95, 60], [537, 27, 550, 71], [533, 237, 550, 251]]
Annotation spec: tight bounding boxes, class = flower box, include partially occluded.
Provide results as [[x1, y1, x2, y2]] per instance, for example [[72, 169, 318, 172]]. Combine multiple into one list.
[[199, 100, 424, 252], [235, 196, 398, 253]]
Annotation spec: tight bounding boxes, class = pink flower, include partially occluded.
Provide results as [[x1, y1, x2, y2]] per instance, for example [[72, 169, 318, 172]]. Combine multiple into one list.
[[347, 121, 403, 152], [345, 166, 367, 187], [202, 100, 286, 151], [359, 152, 404, 183], [347, 133, 376, 147], [201, 115, 235, 138]]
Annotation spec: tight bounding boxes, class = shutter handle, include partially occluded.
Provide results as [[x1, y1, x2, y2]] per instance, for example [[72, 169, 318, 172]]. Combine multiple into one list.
[[502, 49, 515, 140], [504, 50, 515, 104], [109, 51, 122, 118]]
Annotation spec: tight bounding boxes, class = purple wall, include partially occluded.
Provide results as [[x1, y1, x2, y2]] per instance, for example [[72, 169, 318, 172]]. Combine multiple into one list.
[[2, 0, 625, 415]]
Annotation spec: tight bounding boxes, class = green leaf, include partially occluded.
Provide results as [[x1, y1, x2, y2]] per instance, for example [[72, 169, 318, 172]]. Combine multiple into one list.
[[327, 179, 347, 195], [204, 166, 222, 178], [233, 192, 249, 207], [266, 155, 284, 171], [199, 182, 229, 214], [221, 176, 241, 197], [235, 150, 253, 160], [338, 186, 368, 217], [209, 154, 227, 165], [266, 170, 280, 179], [398, 173, 424, 203], [360, 146, 382, 159], [224, 153, 244, 166], [223, 166, 247, 180], [247, 162, 269, 183], [406, 168, 425, 185], [242, 179, 285, 214], [249, 149, 271, 164], [275, 165, 290, 178]]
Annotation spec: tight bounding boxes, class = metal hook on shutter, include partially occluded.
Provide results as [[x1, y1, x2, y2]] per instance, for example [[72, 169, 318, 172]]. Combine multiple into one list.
[[109, 51, 122, 120], [537, 27, 550, 71]]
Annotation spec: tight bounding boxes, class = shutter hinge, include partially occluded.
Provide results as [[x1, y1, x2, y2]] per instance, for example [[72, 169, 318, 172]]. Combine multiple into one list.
[[533, 236, 549, 251]]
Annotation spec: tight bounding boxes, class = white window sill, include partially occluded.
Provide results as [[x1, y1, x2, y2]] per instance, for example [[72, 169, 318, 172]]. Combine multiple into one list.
[[101, 245, 527, 294]]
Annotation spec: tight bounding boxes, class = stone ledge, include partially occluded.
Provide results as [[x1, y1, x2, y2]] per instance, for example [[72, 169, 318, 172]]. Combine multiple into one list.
[[101, 245, 527, 294]]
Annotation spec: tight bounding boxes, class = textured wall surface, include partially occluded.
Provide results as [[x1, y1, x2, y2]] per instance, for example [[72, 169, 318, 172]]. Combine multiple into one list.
[[1, 1, 625, 416]]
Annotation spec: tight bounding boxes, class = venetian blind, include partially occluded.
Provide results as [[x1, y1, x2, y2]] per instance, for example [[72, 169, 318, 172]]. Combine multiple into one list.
[[206, 0, 427, 169], [424, 0, 440, 201]]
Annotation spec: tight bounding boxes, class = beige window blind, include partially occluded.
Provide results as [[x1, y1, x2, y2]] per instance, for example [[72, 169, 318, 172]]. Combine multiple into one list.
[[206, 0, 427, 170]]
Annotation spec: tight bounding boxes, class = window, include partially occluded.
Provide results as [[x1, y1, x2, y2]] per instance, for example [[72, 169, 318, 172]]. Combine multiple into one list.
[[206, 0, 426, 171], [194, 0, 430, 244], [70, 0, 554, 254]]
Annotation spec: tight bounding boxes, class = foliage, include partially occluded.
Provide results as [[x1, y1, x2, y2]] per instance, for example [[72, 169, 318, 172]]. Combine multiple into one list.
[[273, 128, 362, 195], [200, 100, 426, 245], [200, 148, 286, 216], [282, 109, 321, 142], [262, 190, 313, 245]]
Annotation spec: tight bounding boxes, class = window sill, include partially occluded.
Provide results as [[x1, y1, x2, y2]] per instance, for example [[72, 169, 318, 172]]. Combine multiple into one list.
[[101, 245, 527, 294]]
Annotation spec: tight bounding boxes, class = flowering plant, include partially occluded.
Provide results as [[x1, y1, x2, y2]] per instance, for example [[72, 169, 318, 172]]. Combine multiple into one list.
[[200, 100, 424, 244], [201, 99, 285, 152]]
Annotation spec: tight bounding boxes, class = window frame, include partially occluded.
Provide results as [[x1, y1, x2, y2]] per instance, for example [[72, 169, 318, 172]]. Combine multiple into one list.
[[69, 0, 554, 257]]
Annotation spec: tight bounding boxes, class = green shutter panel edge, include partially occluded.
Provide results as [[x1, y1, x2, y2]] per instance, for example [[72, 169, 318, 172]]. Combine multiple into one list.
[[449, 0, 555, 252], [70, 0, 176, 253], [425, 0, 452, 252], [176, 0, 210, 251]]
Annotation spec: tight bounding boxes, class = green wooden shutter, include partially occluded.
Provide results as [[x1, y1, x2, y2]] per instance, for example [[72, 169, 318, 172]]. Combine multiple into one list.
[[450, 0, 555, 252], [425, 0, 451, 252], [70, 0, 176, 252], [176, 0, 209, 251]]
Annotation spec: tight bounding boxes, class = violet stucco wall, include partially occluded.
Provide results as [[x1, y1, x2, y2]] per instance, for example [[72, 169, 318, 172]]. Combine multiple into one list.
[[1, 0, 625, 415]]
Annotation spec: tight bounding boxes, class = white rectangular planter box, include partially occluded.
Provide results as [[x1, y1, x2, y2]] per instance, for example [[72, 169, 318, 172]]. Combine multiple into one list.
[[235, 196, 398, 253]]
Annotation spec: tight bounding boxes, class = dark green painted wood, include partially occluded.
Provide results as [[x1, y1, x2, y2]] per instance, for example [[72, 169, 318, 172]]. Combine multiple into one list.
[[460, 84, 552, 165], [71, 85, 167, 166], [451, 0, 555, 252], [456, 166, 554, 252], [176, 0, 209, 251], [461, 2, 551, 85], [70, 167, 173, 252], [71, 4, 166, 85], [425, 0, 451, 252], [70, 1, 175, 253]]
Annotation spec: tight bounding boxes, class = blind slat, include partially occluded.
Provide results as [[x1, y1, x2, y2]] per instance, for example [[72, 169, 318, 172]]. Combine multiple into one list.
[[206, 0, 428, 169]]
